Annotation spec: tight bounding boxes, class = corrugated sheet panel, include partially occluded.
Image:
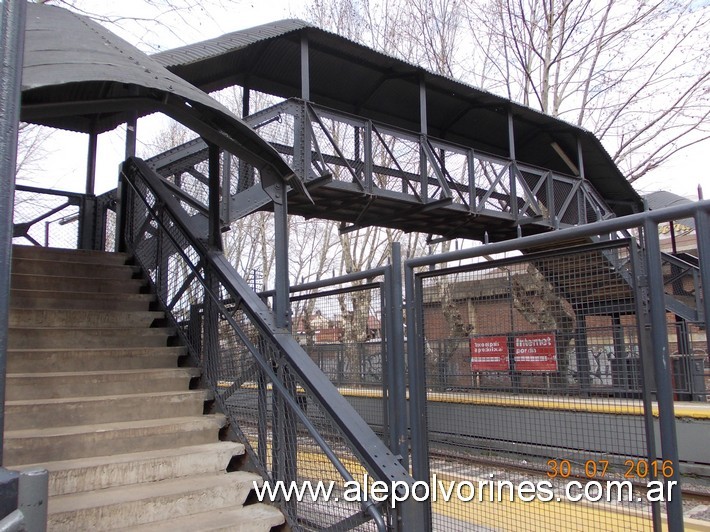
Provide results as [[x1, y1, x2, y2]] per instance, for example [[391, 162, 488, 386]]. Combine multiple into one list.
[[153, 19, 311, 67]]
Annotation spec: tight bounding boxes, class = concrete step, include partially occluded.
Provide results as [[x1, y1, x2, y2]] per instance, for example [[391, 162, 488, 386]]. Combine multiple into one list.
[[6, 368, 200, 400], [4, 414, 227, 466], [8, 309, 164, 328], [122, 503, 285, 532], [10, 289, 154, 311], [20, 441, 244, 496], [11, 257, 140, 279], [8, 326, 175, 349], [11, 245, 130, 265], [11, 273, 146, 293], [48, 471, 261, 531], [6, 346, 187, 372], [5, 390, 208, 430]]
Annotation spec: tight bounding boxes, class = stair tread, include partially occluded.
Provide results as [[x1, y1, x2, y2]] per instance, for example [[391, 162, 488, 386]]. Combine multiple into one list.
[[10, 288, 153, 299], [120, 503, 284, 532], [7, 389, 207, 407], [7, 346, 185, 353], [49, 471, 260, 514], [11, 246, 130, 263], [7, 367, 200, 379], [11, 272, 144, 282], [19, 441, 245, 474], [8, 326, 174, 333], [5, 414, 227, 439]]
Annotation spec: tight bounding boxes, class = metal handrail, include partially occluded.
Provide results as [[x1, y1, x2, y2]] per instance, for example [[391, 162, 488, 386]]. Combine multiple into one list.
[[121, 157, 420, 531]]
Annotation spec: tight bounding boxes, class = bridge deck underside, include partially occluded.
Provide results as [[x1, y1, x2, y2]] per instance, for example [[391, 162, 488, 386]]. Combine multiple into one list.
[[288, 180, 550, 242]]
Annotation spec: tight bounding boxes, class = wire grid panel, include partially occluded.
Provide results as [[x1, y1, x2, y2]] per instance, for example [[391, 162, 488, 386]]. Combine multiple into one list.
[[290, 281, 388, 439], [416, 242, 656, 531], [124, 170, 391, 531], [13, 188, 81, 248]]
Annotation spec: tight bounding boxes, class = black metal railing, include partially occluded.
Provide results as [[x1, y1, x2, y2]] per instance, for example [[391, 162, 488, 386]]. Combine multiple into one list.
[[146, 98, 615, 232], [12, 184, 116, 252], [120, 157, 417, 531]]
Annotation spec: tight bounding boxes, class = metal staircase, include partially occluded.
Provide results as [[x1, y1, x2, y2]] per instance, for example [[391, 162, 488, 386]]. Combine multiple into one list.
[[5, 245, 284, 531]]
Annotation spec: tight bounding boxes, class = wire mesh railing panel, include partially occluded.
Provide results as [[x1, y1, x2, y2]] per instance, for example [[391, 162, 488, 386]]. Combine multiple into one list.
[[290, 280, 388, 439], [122, 160, 397, 531], [12, 187, 81, 248], [416, 242, 656, 531]]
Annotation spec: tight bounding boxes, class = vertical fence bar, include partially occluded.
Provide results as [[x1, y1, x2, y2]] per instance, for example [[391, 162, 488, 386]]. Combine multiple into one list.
[[404, 265, 432, 532], [695, 208, 710, 348], [643, 218, 683, 530], [390, 243, 408, 465], [0, 0, 27, 465], [630, 237, 663, 531]]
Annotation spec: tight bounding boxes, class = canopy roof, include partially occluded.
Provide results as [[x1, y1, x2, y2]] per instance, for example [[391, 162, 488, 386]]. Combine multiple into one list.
[[20, 3, 293, 178], [153, 20, 642, 216]]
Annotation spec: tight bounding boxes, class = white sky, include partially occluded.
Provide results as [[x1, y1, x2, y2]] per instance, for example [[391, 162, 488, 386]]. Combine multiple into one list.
[[23, 0, 710, 202]]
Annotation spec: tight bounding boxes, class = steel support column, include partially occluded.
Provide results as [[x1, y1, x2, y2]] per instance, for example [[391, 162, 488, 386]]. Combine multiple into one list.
[[207, 142, 222, 251], [419, 77, 428, 201], [577, 138, 587, 224], [116, 115, 137, 252], [0, 0, 27, 464], [643, 219, 683, 530], [508, 110, 518, 220]]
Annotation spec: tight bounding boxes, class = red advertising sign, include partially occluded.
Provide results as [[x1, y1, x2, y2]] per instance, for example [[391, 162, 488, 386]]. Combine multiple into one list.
[[513, 333, 557, 372], [470, 336, 509, 371]]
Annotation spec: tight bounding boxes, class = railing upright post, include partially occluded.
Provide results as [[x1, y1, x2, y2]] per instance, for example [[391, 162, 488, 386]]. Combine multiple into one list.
[[404, 264, 432, 532], [630, 239, 663, 531], [0, 0, 27, 466], [695, 208, 710, 350], [643, 218, 683, 530]]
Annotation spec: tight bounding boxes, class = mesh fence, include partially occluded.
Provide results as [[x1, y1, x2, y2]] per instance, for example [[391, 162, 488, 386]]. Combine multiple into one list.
[[415, 242, 659, 531], [123, 163, 393, 531], [289, 279, 388, 440], [12, 187, 81, 249]]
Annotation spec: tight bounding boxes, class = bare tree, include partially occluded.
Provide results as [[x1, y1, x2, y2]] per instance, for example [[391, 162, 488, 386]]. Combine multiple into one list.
[[299, 0, 709, 185], [466, 0, 710, 183]]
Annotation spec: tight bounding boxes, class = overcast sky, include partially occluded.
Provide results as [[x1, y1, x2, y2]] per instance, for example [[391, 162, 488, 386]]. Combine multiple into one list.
[[25, 0, 709, 202]]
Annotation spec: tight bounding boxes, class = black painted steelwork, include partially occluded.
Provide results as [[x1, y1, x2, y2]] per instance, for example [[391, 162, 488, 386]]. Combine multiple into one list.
[[148, 98, 618, 242], [120, 156, 418, 531]]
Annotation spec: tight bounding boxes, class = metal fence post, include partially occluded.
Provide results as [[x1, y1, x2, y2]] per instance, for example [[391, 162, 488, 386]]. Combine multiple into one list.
[[643, 218, 683, 530], [630, 238, 662, 531], [0, 0, 27, 465], [404, 264, 432, 532], [18, 468, 48, 532]]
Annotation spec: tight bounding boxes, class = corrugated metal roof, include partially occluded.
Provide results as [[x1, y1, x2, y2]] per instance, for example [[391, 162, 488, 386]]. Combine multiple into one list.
[[21, 3, 292, 178], [154, 19, 311, 68], [152, 19, 642, 216]]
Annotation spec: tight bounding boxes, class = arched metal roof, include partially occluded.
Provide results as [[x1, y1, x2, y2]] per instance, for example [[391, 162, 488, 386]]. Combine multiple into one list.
[[20, 3, 293, 179], [153, 20, 642, 216]]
